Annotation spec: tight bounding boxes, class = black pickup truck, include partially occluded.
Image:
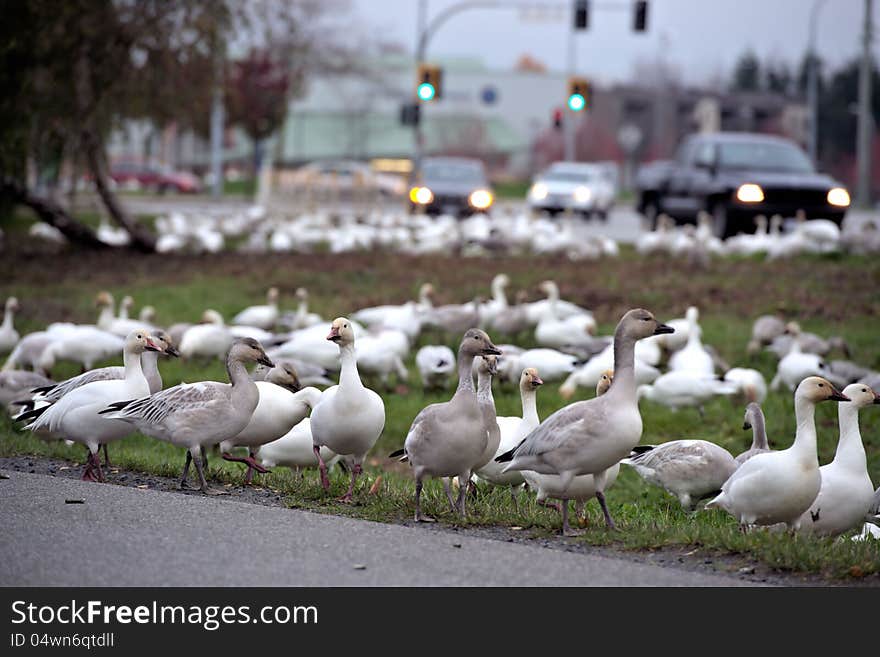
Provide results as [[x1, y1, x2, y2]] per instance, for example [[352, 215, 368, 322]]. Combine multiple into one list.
[[635, 132, 851, 238]]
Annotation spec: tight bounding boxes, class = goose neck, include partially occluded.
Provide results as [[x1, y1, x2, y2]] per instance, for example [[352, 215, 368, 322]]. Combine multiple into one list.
[[792, 395, 819, 460], [337, 343, 363, 389], [476, 372, 495, 410], [122, 347, 146, 383], [226, 356, 251, 388], [749, 410, 769, 450], [1, 309, 12, 330], [521, 388, 539, 424], [97, 306, 114, 329], [492, 280, 508, 307], [610, 332, 636, 398], [834, 403, 867, 470], [455, 351, 476, 395]]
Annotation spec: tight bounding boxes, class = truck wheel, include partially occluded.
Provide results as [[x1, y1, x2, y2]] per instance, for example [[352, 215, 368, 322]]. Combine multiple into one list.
[[710, 202, 730, 239]]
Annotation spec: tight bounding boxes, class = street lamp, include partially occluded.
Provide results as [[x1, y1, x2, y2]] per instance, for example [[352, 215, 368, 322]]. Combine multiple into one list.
[[806, 0, 827, 165]]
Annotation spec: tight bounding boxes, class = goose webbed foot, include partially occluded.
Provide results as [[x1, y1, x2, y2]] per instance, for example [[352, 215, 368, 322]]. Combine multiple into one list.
[[81, 451, 103, 482], [414, 480, 436, 522], [337, 463, 362, 503]]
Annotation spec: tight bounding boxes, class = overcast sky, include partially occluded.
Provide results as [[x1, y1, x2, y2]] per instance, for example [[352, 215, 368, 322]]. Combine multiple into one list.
[[352, 0, 872, 85]]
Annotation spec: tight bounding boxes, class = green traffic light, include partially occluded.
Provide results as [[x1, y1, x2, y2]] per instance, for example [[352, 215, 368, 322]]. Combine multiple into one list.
[[417, 82, 436, 101], [568, 93, 585, 112]]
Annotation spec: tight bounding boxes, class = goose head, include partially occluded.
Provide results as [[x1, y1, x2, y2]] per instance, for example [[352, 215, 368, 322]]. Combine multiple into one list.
[[685, 306, 699, 323], [265, 361, 302, 393], [783, 321, 801, 337], [538, 280, 558, 297], [419, 283, 435, 302], [841, 383, 880, 409], [5, 297, 19, 313], [327, 317, 356, 345], [742, 402, 762, 430], [121, 296, 134, 312], [201, 309, 225, 326], [229, 337, 274, 367], [150, 330, 179, 358], [267, 287, 280, 304], [754, 215, 768, 231], [596, 370, 614, 396], [295, 287, 309, 302], [514, 290, 529, 306], [520, 367, 543, 392], [139, 305, 156, 323], [617, 308, 674, 341], [124, 329, 161, 355], [94, 291, 114, 309], [795, 376, 849, 404], [476, 354, 498, 377], [492, 273, 510, 290], [459, 328, 501, 358]]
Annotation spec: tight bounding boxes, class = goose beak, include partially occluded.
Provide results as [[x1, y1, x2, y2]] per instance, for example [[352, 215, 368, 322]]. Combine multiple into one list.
[[829, 387, 850, 402], [144, 338, 160, 352], [257, 354, 275, 368], [742, 421, 752, 430], [164, 345, 180, 358], [533, 376, 544, 387], [653, 323, 674, 336], [483, 344, 502, 356], [873, 391, 880, 405], [327, 326, 341, 342]]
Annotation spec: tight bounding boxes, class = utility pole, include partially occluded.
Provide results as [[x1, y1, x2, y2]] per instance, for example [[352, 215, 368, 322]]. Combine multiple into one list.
[[209, 31, 225, 199], [564, 0, 577, 161], [856, 0, 874, 208], [411, 0, 428, 187], [806, 0, 826, 164]]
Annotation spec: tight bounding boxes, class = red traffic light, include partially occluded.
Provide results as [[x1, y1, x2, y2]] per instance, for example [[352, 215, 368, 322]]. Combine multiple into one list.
[[553, 108, 563, 130]]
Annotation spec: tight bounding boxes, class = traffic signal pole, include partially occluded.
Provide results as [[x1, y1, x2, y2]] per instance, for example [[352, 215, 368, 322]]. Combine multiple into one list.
[[565, 0, 577, 161]]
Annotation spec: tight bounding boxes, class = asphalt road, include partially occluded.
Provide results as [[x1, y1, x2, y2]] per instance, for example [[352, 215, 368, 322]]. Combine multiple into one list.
[[0, 470, 758, 587]]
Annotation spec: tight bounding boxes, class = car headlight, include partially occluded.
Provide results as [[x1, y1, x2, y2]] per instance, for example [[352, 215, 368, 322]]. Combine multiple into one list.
[[409, 186, 433, 204], [530, 182, 548, 201], [573, 186, 592, 203], [469, 189, 493, 210], [736, 183, 764, 203], [827, 187, 850, 207]]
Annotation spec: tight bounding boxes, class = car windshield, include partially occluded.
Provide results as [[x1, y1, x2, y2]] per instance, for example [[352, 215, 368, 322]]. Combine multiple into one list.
[[422, 161, 486, 184], [718, 141, 814, 173], [543, 170, 596, 183]]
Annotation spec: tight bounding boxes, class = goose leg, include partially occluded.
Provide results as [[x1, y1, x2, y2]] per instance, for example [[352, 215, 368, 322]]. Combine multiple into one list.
[[441, 478, 456, 514], [595, 491, 617, 530], [337, 463, 361, 503], [414, 478, 435, 523], [194, 451, 227, 496], [538, 498, 562, 512], [313, 445, 331, 491], [509, 485, 520, 512], [575, 500, 587, 525], [455, 470, 470, 519], [82, 447, 100, 482], [180, 451, 194, 490], [222, 450, 270, 484], [102, 444, 112, 468]]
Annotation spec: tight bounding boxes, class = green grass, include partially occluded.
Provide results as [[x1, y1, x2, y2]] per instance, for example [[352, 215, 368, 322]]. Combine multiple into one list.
[[2, 249, 879, 581]]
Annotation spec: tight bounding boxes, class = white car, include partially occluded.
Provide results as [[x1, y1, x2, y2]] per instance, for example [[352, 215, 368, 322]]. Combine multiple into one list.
[[527, 162, 616, 220]]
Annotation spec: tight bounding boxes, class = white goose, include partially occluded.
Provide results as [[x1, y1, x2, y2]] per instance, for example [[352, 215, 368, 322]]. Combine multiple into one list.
[[100, 338, 275, 493], [478, 273, 510, 327], [516, 348, 578, 383], [201, 309, 275, 344], [309, 318, 386, 502], [0, 297, 20, 354], [471, 355, 500, 477], [415, 345, 456, 390], [498, 308, 675, 529], [257, 418, 338, 475], [706, 376, 849, 529], [220, 365, 323, 484], [637, 370, 738, 412], [668, 306, 714, 375], [37, 327, 125, 374], [723, 367, 768, 404], [798, 383, 878, 537], [288, 288, 322, 329], [400, 329, 501, 521], [475, 368, 544, 500], [559, 343, 659, 400], [20, 330, 161, 481], [622, 440, 738, 511], [523, 372, 620, 535], [232, 287, 279, 330], [178, 310, 234, 360], [534, 281, 596, 348], [770, 325, 829, 392]]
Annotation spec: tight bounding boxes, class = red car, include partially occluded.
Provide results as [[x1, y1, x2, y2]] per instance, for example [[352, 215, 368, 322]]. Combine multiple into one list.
[[109, 161, 202, 194]]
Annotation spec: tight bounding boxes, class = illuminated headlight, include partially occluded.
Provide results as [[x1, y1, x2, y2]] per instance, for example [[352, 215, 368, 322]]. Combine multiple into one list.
[[827, 187, 850, 207], [530, 182, 548, 201], [469, 189, 493, 210], [735, 183, 764, 203], [409, 186, 433, 204], [573, 186, 592, 203]]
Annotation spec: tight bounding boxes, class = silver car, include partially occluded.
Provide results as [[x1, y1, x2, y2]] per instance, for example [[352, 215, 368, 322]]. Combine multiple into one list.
[[527, 162, 616, 220]]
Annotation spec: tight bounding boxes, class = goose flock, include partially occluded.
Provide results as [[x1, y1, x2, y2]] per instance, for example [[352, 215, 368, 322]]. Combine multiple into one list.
[[23, 204, 880, 261], [1, 276, 878, 542]]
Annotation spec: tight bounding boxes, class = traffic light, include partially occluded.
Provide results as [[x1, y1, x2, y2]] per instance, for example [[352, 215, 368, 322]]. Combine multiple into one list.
[[416, 63, 443, 101], [633, 0, 648, 32], [552, 107, 563, 130], [567, 77, 590, 112], [400, 102, 420, 126], [574, 0, 589, 30]]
